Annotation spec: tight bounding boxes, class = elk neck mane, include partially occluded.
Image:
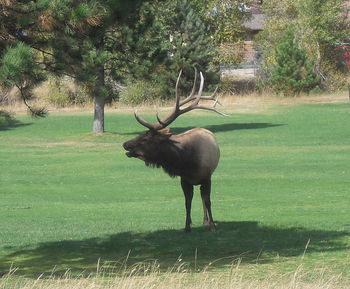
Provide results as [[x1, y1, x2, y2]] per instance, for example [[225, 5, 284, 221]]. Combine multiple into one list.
[[144, 137, 197, 178]]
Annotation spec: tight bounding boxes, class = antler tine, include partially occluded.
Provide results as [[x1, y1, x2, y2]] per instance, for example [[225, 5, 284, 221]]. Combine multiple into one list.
[[181, 102, 229, 117], [178, 67, 198, 107], [196, 106, 230, 117], [189, 71, 204, 107], [203, 87, 222, 105], [189, 67, 197, 98], [212, 88, 221, 107], [211, 90, 228, 116], [174, 69, 182, 111], [188, 86, 223, 106], [197, 71, 204, 97], [156, 109, 167, 127], [153, 70, 183, 129], [134, 110, 158, 130]]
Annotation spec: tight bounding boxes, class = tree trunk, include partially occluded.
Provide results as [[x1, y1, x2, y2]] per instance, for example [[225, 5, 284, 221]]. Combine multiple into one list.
[[92, 95, 105, 133], [92, 66, 106, 134]]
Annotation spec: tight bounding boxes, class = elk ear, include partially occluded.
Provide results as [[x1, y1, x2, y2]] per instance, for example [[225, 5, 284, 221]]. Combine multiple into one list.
[[159, 127, 171, 135]]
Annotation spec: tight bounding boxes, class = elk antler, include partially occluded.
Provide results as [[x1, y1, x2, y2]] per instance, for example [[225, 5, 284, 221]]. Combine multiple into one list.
[[135, 68, 228, 130]]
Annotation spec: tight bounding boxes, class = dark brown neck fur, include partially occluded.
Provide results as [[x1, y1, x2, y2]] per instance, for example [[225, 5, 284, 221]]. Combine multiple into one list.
[[145, 139, 198, 178]]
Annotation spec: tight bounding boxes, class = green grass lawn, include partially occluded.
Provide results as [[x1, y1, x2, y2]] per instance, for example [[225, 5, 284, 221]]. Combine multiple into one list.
[[0, 102, 349, 281]]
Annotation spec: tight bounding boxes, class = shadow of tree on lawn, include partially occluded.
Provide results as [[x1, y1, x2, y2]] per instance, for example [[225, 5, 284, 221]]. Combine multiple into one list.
[[1, 221, 348, 278], [0, 111, 32, 131]]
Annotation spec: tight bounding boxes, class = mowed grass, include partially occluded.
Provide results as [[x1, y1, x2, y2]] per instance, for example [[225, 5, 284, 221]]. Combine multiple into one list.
[[0, 102, 350, 284]]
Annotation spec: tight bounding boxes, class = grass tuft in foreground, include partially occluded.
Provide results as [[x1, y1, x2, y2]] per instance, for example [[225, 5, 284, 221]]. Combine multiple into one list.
[[0, 260, 346, 289]]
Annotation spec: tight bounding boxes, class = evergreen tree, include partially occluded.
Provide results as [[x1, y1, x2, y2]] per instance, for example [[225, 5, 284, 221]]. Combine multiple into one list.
[[270, 28, 320, 95], [159, 0, 216, 90], [0, 42, 47, 116], [115, 0, 218, 101], [0, 0, 146, 133], [118, 0, 241, 101]]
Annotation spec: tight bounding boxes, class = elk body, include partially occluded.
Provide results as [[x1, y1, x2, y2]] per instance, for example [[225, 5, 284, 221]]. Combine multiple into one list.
[[123, 70, 226, 232]]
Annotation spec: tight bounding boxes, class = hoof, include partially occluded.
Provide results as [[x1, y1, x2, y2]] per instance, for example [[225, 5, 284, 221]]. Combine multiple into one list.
[[184, 227, 191, 233]]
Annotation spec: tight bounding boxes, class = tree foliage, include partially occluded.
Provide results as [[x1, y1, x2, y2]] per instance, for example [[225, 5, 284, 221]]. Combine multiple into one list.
[[0, 0, 251, 131], [115, 0, 251, 103], [257, 0, 349, 91], [270, 28, 320, 95], [113, 0, 217, 103], [0, 42, 47, 116], [0, 0, 146, 132], [191, 0, 253, 44]]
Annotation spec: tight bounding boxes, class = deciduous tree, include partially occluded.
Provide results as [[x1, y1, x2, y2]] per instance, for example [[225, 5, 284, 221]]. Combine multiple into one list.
[[257, 0, 349, 91]]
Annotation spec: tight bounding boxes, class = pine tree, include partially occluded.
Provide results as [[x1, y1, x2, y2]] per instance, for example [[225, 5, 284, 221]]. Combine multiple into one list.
[[271, 28, 320, 95], [169, 0, 214, 70], [0, 0, 146, 133], [0, 42, 47, 116], [124, 0, 216, 95]]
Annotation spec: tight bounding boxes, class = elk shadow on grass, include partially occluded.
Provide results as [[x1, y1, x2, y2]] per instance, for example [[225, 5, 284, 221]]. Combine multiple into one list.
[[120, 122, 284, 136], [173, 123, 285, 134], [1, 221, 349, 278]]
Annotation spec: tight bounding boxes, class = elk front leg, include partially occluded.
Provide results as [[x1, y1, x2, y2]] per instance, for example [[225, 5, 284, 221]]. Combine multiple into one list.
[[181, 178, 194, 233], [200, 179, 216, 232]]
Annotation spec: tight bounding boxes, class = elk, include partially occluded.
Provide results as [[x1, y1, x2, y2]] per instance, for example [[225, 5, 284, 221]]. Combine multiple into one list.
[[123, 69, 227, 232]]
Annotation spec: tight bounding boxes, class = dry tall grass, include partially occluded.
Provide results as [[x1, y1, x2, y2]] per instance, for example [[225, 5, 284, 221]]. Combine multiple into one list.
[[1, 261, 347, 289], [2, 80, 349, 116]]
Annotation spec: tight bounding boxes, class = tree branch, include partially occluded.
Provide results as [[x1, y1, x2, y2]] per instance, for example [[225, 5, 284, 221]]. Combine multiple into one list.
[[15, 84, 47, 117]]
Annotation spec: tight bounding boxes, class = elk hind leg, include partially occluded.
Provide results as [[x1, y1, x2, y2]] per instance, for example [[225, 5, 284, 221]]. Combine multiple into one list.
[[200, 179, 216, 232], [181, 178, 194, 233]]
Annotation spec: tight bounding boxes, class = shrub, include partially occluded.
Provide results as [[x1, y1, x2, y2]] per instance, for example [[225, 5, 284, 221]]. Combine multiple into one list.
[[218, 78, 257, 95], [44, 78, 90, 107], [270, 28, 320, 95], [0, 87, 11, 106], [119, 80, 166, 105], [319, 62, 349, 92]]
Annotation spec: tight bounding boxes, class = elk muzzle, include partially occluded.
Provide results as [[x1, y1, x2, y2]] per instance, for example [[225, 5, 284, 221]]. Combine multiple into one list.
[[123, 140, 136, 158]]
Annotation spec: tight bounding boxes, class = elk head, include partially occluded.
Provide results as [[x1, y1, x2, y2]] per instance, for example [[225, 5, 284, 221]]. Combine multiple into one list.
[[123, 127, 171, 163]]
